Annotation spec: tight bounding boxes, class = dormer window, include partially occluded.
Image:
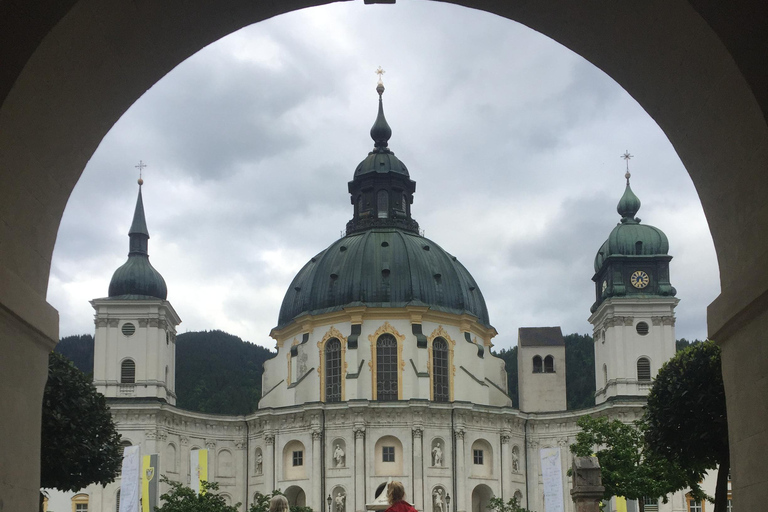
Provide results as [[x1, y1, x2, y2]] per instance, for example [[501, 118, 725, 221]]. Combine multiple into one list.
[[377, 190, 389, 219]]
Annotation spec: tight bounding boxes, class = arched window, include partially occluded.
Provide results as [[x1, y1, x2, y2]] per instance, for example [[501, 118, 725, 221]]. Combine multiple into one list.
[[432, 338, 449, 402], [544, 355, 555, 373], [377, 190, 389, 219], [121, 359, 135, 384], [376, 334, 398, 401], [325, 338, 342, 402], [532, 355, 543, 373], [637, 357, 652, 381]]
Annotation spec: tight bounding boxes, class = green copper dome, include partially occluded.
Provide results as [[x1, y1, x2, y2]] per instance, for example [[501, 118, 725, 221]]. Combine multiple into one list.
[[108, 186, 168, 300], [594, 182, 670, 272], [277, 228, 490, 328]]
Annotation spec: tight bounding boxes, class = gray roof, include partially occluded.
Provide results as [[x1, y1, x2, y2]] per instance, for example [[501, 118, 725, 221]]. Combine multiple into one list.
[[518, 327, 564, 347]]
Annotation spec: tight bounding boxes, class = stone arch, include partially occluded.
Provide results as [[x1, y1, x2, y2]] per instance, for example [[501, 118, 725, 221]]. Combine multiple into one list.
[[217, 448, 234, 477], [471, 484, 494, 512], [165, 442, 178, 473], [283, 439, 307, 480], [331, 485, 347, 512], [2, 2, 768, 510], [374, 435, 404, 476], [284, 486, 306, 507], [431, 484, 449, 512], [513, 490, 523, 504], [220, 493, 232, 506], [470, 438, 493, 477]]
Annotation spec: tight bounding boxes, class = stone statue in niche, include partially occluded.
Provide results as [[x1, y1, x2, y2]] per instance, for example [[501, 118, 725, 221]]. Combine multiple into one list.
[[335, 492, 346, 512], [432, 442, 443, 466], [511, 446, 519, 473], [334, 443, 345, 467], [433, 488, 445, 512], [255, 452, 263, 475]]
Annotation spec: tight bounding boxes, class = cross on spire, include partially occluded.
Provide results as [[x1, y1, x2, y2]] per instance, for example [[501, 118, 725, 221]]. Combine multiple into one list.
[[135, 160, 147, 185], [375, 66, 385, 85], [621, 150, 633, 183]]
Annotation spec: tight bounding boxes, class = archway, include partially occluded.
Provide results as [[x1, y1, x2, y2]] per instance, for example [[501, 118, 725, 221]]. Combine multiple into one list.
[[1, 2, 767, 511], [471, 484, 494, 512], [285, 486, 307, 507]]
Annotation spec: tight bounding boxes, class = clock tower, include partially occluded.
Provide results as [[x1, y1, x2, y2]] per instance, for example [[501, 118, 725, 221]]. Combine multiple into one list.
[[589, 162, 678, 404]]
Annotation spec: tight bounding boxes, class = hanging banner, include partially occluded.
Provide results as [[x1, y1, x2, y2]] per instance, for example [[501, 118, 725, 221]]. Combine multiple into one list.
[[141, 453, 158, 512], [120, 445, 141, 512], [190, 449, 209, 495], [539, 446, 564, 512]]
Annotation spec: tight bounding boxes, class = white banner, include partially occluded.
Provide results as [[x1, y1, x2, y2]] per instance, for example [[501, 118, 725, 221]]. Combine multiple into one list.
[[120, 445, 141, 512], [540, 446, 564, 512]]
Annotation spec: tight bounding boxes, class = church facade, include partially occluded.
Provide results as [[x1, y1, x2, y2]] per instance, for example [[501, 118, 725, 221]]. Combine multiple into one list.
[[49, 82, 707, 512]]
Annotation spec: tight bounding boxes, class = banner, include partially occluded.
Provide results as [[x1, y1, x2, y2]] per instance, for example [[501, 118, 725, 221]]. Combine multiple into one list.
[[539, 446, 564, 512], [120, 445, 141, 512], [141, 454, 158, 512], [190, 449, 208, 495]]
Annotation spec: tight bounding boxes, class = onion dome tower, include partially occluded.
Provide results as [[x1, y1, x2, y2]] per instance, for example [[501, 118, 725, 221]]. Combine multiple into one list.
[[263, 74, 507, 409], [589, 153, 678, 404], [92, 175, 181, 404]]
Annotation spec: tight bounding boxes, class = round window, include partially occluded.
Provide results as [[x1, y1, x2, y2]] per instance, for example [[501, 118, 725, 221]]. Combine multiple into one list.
[[636, 322, 649, 336], [121, 322, 136, 336]]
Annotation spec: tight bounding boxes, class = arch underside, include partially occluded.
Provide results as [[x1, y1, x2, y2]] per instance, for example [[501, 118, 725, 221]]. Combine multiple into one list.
[[1, 1, 767, 510]]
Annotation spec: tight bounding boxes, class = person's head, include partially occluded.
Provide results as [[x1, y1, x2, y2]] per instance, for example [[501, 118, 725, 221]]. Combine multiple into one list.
[[387, 481, 405, 504], [270, 495, 290, 512]]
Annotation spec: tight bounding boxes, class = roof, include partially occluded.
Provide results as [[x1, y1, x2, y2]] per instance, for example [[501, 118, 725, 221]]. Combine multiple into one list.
[[518, 327, 564, 347]]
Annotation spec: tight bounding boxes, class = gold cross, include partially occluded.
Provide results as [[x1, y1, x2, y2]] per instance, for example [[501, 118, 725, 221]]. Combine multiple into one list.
[[375, 66, 385, 84]]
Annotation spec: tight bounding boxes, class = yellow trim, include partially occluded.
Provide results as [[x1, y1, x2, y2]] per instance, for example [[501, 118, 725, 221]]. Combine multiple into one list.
[[427, 326, 456, 401], [71, 493, 89, 512], [317, 326, 348, 402], [368, 321, 406, 400], [271, 306, 497, 345]]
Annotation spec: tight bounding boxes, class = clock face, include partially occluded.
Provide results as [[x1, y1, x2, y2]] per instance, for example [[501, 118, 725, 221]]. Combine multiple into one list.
[[630, 270, 650, 289]]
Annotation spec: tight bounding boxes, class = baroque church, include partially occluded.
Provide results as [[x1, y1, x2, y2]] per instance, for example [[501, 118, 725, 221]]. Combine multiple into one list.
[[49, 79, 697, 512]]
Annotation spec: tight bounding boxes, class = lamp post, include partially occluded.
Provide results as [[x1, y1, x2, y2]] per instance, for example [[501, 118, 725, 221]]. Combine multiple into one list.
[[327, 494, 333, 512], [446, 493, 451, 512]]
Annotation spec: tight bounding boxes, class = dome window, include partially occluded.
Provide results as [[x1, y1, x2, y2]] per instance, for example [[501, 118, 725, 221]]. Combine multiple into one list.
[[330, 273, 339, 281], [377, 190, 389, 219], [382, 269, 390, 278], [376, 334, 398, 401], [121, 322, 136, 337], [432, 338, 449, 402], [381, 241, 389, 247], [423, 245, 430, 251], [636, 322, 650, 336], [325, 338, 342, 403], [635, 241, 643, 254], [340, 246, 347, 252]]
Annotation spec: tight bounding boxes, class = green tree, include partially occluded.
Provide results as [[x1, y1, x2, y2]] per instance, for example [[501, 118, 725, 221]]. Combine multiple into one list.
[[645, 340, 729, 512], [564, 333, 595, 410], [156, 478, 241, 511], [488, 496, 535, 512], [570, 416, 693, 512], [41, 353, 122, 506]]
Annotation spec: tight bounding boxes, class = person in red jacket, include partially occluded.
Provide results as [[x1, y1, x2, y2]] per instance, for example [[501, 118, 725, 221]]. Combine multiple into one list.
[[385, 481, 418, 512]]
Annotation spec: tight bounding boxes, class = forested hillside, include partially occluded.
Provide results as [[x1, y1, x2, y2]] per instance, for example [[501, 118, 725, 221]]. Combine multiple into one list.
[[175, 330, 274, 415], [55, 334, 94, 374], [493, 333, 596, 410]]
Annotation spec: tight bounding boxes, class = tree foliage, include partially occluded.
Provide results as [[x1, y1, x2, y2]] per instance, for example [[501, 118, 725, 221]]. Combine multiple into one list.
[[564, 333, 596, 410], [488, 496, 535, 512], [41, 352, 122, 491], [570, 416, 694, 512], [156, 478, 241, 512], [645, 340, 729, 511]]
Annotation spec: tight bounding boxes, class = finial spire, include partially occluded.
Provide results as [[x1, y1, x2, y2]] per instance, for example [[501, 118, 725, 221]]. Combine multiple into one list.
[[621, 150, 633, 184], [135, 160, 147, 186], [370, 67, 392, 150]]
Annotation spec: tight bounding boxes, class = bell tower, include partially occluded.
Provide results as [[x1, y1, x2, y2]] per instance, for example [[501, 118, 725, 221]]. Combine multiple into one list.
[[589, 154, 678, 404], [91, 175, 181, 404]]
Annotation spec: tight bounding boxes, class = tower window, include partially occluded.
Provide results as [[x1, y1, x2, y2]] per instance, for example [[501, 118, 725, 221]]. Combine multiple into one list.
[[544, 355, 555, 373], [292, 450, 303, 466], [121, 322, 136, 337], [376, 334, 398, 401], [121, 360, 136, 384], [532, 355, 543, 373], [635, 241, 643, 254], [637, 357, 652, 382], [433, 338, 449, 402], [636, 322, 650, 336], [325, 338, 342, 402], [473, 449, 484, 465], [382, 446, 395, 462], [377, 190, 389, 219]]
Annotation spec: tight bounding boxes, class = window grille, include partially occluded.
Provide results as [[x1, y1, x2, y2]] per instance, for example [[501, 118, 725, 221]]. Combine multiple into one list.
[[121, 360, 135, 384], [376, 334, 398, 401], [325, 339, 342, 402], [637, 357, 652, 382], [382, 446, 395, 462], [433, 338, 449, 402], [292, 450, 303, 466], [473, 449, 484, 465]]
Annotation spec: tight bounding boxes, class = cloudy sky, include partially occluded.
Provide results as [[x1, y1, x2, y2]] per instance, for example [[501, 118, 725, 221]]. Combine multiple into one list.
[[47, 1, 720, 351]]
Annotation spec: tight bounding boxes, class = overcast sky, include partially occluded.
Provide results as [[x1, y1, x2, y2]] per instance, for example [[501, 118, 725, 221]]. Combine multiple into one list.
[[47, 1, 720, 351]]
